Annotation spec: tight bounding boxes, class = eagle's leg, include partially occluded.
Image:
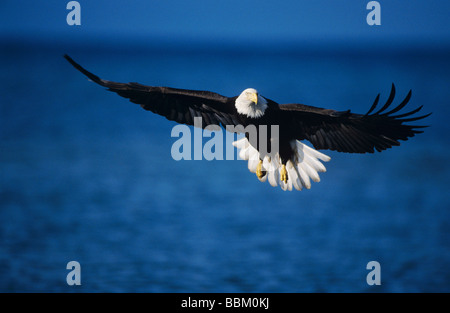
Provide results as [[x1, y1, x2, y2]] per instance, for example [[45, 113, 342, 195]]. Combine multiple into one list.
[[280, 164, 288, 184], [256, 160, 266, 179]]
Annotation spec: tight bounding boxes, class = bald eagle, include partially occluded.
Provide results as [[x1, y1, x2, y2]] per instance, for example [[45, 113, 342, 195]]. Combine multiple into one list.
[[64, 55, 430, 191]]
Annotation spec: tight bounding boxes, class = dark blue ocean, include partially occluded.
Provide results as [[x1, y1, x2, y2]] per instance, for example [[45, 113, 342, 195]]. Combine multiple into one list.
[[1, 40, 449, 292]]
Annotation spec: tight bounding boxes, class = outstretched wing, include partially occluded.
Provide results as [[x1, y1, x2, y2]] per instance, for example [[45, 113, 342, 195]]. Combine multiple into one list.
[[64, 54, 243, 129], [279, 84, 430, 153]]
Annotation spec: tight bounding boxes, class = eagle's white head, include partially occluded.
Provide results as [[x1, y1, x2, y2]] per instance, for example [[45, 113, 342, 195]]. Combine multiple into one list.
[[235, 88, 268, 118]]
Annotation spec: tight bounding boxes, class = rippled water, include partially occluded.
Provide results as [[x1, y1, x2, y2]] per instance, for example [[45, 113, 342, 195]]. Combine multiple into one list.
[[0, 42, 449, 292]]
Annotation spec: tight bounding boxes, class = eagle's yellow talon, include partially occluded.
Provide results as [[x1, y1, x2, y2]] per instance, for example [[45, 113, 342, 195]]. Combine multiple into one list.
[[280, 164, 288, 184], [256, 160, 265, 179]]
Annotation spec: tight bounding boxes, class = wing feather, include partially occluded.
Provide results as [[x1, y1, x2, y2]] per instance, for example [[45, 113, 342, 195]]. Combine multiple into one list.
[[64, 55, 241, 129], [279, 84, 430, 153]]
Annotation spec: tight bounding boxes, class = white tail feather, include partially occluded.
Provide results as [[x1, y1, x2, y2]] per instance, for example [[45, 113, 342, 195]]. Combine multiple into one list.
[[233, 138, 331, 191]]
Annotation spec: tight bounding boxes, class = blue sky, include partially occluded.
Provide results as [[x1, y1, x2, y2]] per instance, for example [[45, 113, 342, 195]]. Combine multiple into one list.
[[1, 0, 450, 45]]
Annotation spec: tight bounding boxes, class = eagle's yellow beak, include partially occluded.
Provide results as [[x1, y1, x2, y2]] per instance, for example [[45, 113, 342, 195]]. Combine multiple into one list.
[[250, 92, 258, 105]]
